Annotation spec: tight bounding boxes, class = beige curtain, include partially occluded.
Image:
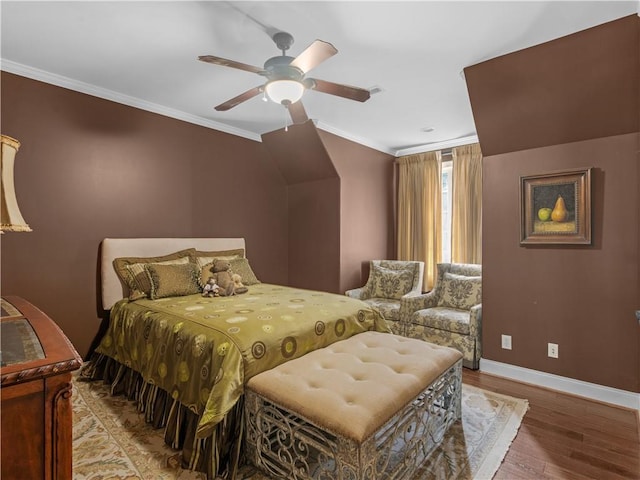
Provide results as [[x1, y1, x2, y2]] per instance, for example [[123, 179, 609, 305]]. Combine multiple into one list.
[[397, 151, 442, 290], [451, 143, 483, 264]]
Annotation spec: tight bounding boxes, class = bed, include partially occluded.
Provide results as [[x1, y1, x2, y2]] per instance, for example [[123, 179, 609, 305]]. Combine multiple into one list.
[[85, 238, 389, 479]]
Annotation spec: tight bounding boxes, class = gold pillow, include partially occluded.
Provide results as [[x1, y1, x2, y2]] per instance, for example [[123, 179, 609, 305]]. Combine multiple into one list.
[[229, 257, 260, 285], [113, 248, 195, 300], [146, 262, 201, 300], [189, 248, 245, 270], [438, 273, 482, 310]]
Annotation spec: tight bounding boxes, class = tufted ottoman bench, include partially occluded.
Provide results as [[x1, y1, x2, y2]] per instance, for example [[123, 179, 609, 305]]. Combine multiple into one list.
[[244, 331, 463, 479]]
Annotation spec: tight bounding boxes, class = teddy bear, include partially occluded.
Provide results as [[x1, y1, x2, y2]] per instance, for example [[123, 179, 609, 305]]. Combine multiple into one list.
[[202, 277, 220, 297], [232, 273, 248, 294], [210, 259, 236, 296]]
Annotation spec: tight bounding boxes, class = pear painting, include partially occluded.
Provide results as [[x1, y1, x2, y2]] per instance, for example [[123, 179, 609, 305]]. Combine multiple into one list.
[[551, 195, 568, 222], [522, 168, 591, 244], [529, 183, 577, 235]]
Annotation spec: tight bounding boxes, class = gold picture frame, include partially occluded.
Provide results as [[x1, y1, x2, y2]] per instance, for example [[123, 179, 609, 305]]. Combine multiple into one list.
[[520, 167, 592, 245]]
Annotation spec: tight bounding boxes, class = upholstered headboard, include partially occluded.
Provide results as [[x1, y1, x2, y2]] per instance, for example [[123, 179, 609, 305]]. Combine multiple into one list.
[[101, 237, 246, 310]]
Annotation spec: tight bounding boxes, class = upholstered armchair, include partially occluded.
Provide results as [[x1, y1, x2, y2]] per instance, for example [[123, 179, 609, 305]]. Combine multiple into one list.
[[400, 263, 482, 369], [345, 260, 424, 334]]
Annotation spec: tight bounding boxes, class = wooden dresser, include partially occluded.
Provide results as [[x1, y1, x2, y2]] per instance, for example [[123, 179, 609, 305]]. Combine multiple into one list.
[[0, 296, 82, 480]]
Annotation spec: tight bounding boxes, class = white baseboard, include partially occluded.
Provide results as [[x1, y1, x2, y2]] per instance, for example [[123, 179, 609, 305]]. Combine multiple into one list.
[[480, 359, 640, 411]]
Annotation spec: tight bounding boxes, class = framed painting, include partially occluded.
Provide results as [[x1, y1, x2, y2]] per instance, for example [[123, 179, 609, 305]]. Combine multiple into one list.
[[520, 167, 592, 245]]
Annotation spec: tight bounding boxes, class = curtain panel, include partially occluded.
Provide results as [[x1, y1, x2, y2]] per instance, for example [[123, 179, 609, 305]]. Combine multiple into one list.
[[396, 152, 442, 290], [451, 144, 483, 264]]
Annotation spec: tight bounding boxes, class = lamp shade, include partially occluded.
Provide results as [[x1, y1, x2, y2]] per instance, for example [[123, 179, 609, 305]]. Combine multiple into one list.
[[265, 79, 304, 105], [1, 135, 31, 233]]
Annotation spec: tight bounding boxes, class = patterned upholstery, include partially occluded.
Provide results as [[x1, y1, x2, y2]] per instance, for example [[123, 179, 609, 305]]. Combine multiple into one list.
[[345, 260, 424, 334], [400, 263, 482, 369], [410, 307, 471, 334]]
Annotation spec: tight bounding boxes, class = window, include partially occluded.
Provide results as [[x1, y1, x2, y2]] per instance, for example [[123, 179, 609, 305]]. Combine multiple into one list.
[[441, 159, 453, 263]]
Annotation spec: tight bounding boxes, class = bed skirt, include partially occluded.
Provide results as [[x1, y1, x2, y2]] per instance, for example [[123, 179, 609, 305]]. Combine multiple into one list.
[[81, 354, 244, 479]]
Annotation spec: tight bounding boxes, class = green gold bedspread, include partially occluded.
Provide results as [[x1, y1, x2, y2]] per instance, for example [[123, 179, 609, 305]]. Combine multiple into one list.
[[96, 284, 389, 438]]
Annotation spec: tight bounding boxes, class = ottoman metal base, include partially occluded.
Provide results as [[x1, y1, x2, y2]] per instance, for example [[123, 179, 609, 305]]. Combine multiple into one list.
[[244, 359, 462, 480]]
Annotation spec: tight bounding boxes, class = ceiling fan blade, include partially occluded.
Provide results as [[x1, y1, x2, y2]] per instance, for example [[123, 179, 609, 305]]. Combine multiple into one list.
[[287, 100, 309, 124], [308, 78, 371, 102], [289, 40, 338, 74], [225, 3, 281, 40], [215, 86, 263, 111], [198, 55, 264, 75]]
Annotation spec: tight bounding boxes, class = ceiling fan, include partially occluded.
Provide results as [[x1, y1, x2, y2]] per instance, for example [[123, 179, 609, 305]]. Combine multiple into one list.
[[198, 31, 371, 124]]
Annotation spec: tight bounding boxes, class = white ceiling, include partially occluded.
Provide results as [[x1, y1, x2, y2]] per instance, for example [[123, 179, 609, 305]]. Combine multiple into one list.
[[1, 1, 637, 155]]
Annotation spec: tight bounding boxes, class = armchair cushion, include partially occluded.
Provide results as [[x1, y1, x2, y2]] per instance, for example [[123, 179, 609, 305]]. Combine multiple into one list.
[[410, 307, 471, 335], [367, 264, 415, 300], [438, 272, 482, 310]]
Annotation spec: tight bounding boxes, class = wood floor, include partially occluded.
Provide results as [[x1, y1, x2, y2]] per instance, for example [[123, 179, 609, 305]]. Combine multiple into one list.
[[462, 369, 640, 480]]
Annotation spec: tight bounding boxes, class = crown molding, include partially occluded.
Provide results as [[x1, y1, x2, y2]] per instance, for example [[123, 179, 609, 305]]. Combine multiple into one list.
[[0, 59, 262, 143], [314, 120, 396, 156], [394, 134, 479, 157]]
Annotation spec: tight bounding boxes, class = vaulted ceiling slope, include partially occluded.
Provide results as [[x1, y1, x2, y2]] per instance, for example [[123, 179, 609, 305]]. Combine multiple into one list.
[[1, 1, 637, 155]]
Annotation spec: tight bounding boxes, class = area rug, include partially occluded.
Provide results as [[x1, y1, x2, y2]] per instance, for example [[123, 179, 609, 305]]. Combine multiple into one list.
[[73, 377, 528, 480]]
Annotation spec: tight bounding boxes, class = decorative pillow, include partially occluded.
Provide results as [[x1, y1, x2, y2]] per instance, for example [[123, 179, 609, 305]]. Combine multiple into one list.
[[189, 248, 245, 270], [228, 257, 260, 285], [145, 262, 201, 300], [367, 265, 415, 300], [113, 249, 195, 300], [438, 273, 482, 310]]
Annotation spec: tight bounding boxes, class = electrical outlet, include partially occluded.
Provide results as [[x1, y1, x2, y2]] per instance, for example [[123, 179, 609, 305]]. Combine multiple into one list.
[[548, 343, 559, 358], [501, 334, 512, 350]]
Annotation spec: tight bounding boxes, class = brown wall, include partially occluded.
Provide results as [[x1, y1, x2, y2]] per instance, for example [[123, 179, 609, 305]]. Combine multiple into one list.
[[287, 177, 341, 292], [466, 16, 639, 392], [482, 135, 638, 391], [0, 72, 289, 358], [261, 123, 395, 294], [262, 122, 341, 291], [466, 15, 639, 157], [261, 122, 337, 184], [319, 130, 395, 293]]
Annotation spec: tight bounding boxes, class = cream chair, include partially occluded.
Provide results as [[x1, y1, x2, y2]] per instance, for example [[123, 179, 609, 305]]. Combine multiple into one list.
[[345, 260, 424, 334], [400, 263, 482, 369]]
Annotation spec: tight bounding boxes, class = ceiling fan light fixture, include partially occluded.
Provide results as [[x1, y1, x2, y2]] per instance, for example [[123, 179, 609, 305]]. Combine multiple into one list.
[[265, 79, 304, 105]]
